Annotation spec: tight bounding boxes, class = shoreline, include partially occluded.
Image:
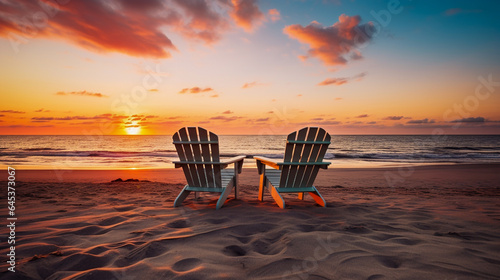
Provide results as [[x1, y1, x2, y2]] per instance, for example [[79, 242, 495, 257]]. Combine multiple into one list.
[[8, 163, 500, 185], [1, 163, 499, 279]]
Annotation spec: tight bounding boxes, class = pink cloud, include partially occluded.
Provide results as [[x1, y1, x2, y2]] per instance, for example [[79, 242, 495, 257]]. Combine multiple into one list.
[[230, 0, 265, 32], [318, 72, 366, 86], [268, 9, 281, 22], [284, 14, 375, 67], [173, 0, 230, 43]]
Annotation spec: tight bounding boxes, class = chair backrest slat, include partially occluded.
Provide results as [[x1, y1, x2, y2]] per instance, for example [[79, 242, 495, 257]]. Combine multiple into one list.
[[173, 131, 195, 187], [199, 128, 215, 188], [279, 127, 331, 189], [296, 127, 318, 188], [173, 127, 222, 188], [209, 131, 221, 188]]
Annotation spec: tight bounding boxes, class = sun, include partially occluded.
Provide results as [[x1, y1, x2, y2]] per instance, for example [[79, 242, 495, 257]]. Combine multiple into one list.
[[125, 125, 141, 135]]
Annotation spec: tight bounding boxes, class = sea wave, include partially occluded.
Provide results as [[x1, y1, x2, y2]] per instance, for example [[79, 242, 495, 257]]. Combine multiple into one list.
[[1, 149, 500, 162]]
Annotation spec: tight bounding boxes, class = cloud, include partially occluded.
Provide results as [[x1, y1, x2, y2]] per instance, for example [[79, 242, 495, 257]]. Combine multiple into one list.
[[178, 87, 213, 94], [56, 90, 108, 98], [255, 118, 269, 122], [355, 114, 369, 118], [242, 81, 265, 89], [210, 94, 219, 98], [1, 125, 53, 128], [210, 115, 239, 121], [35, 108, 51, 112], [334, 97, 343, 101], [311, 118, 324, 121], [31, 114, 117, 122], [0, 0, 265, 58], [450, 117, 485, 123], [407, 118, 435, 124], [222, 110, 233, 114], [284, 14, 375, 67], [172, 0, 230, 43], [230, 0, 265, 32], [318, 72, 366, 86], [0, 0, 179, 58], [268, 9, 281, 22], [0, 110, 25, 114], [383, 116, 404, 120]]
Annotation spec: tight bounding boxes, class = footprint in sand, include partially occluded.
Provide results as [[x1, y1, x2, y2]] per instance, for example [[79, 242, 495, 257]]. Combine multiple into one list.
[[376, 255, 402, 268], [98, 216, 127, 226], [172, 258, 202, 272], [167, 219, 190, 228], [114, 205, 136, 212], [222, 245, 246, 256]]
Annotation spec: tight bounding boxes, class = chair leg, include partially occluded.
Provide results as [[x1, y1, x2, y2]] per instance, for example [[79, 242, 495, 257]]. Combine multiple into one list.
[[216, 181, 234, 210], [308, 187, 326, 207], [174, 186, 191, 207], [258, 173, 266, 201], [267, 183, 285, 209], [298, 192, 304, 200]]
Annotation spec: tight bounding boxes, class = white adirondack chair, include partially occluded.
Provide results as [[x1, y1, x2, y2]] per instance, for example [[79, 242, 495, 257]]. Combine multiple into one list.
[[173, 127, 245, 209], [254, 127, 331, 209]]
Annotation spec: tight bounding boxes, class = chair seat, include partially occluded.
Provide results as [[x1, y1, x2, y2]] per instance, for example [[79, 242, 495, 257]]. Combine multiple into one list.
[[266, 169, 281, 186], [185, 169, 234, 192], [265, 169, 316, 192]]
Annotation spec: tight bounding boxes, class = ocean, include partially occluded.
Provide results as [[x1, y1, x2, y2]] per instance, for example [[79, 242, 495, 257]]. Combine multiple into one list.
[[0, 135, 499, 170]]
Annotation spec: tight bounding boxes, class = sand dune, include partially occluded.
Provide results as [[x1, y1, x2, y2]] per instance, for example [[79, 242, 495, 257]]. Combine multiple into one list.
[[1, 165, 500, 279]]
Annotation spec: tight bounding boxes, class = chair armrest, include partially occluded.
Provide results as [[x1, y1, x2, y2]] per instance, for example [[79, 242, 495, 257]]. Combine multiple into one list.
[[253, 156, 280, 170], [221, 155, 246, 165], [222, 155, 245, 174], [277, 161, 331, 169], [173, 161, 229, 169]]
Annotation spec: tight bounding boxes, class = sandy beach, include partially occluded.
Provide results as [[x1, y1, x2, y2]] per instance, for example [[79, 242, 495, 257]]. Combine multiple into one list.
[[1, 164, 500, 279]]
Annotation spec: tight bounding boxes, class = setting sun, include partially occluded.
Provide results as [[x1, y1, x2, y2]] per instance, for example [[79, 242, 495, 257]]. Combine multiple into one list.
[[125, 125, 141, 135]]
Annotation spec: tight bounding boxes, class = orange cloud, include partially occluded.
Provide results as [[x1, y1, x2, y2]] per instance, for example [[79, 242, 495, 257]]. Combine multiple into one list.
[[268, 9, 281, 22], [284, 15, 375, 67], [178, 87, 213, 94], [242, 81, 266, 89], [355, 114, 369, 118], [230, 0, 265, 32], [222, 110, 233, 114], [0, 110, 25, 114], [318, 72, 366, 86], [210, 115, 240, 122], [31, 114, 115, 122], [172, 0, 230, 43], [0, 0, 178, 58], [56, 90, 107, 98], [0, 0, 243, 58]]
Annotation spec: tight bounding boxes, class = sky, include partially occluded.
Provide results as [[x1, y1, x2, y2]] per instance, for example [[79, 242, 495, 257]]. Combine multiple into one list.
[[0, 0, 499, 135]]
